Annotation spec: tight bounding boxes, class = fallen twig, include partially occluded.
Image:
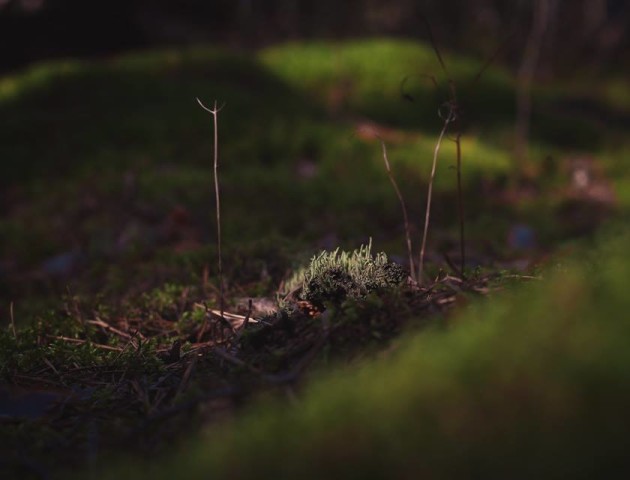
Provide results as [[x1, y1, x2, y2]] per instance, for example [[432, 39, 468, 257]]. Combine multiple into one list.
[[87, 318, 133, 340], [45, 335, 123, 352], [212, 347, 263, 376]]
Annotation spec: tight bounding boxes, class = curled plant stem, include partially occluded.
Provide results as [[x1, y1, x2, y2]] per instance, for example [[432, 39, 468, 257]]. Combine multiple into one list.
[[419, 111, 453, 283], [197, 98, 226, 319], [418, 18, 507, 282], [378, 137, 416, 283]]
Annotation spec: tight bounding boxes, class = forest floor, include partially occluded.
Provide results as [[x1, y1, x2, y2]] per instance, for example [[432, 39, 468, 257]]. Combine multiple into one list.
[[0, 39, 629, 479]]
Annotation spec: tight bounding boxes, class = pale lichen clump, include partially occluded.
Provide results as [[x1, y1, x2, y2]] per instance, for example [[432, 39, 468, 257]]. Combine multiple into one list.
[[283, 240, 408, 309]]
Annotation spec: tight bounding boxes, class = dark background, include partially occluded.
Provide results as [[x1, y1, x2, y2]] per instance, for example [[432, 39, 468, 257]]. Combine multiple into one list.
[[1, 0, 628, 77]]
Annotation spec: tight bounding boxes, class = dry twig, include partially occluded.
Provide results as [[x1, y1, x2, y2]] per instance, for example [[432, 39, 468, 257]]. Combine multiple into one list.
[[45, 335, 123, 352], [9, 301, 17, 339], [196, 98, 227, 320], [418, 108, 453, 281], [378, 137, 416, 282], [87, 318, 133, 339]]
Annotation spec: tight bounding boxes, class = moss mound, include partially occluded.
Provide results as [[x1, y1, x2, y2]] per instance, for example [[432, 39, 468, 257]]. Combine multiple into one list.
[[100, 227, 630, 479]]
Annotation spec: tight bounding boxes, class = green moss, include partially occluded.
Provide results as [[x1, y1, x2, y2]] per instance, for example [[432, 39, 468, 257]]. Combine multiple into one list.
[[0, 310, 164, 379], [100, 226, 630, 479], [0, 60, 83, 104]]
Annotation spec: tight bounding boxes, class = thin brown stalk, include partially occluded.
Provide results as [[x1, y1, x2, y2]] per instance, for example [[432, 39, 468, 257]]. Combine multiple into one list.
[[419, 112, 452, 282], [174, 354, 198, 399], [421, 19, 467, 283], [454, 131, 465, 277], [9, 301, 16, 339], [87, 318, 133, 339], [378, 137, 416, 283], [446, 81, 466, 277], [235, 298, 253, 342], [213, 346, 263, 375], [400, 74, 439, 102], [197, 98, 226, 319], [515, 0, 556, 165], [421, 14, 449, 78], [470, 33, 514, 88]]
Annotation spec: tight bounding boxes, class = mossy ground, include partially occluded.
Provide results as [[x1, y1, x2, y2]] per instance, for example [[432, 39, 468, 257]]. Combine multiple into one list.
[[0, 38, 629, 478], [102, 226, 630, 479]]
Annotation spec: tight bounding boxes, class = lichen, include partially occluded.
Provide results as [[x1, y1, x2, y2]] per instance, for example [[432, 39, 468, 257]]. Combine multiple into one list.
[[283, 240, 407, 309]]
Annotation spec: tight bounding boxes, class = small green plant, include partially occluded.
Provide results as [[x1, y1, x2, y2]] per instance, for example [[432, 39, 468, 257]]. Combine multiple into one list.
[[0, 315, 165, 379], [176, 303, 208, 333], [141, 283, 188, 319], [282, 240, 407, 309]]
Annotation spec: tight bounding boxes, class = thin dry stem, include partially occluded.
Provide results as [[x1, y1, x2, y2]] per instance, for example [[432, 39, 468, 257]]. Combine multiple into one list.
[[9, 301, 16, 339], [421, 14, 449, 78], [454, 131, 465, 276], [87, 318, 133, 339], [421, 18, 472, 281], [400, 74, 439, 102], [470, 34, 514, 88], [45, 335, 123, 352], [419, 112, 452, 282], [378, 137, 416, 283], [197, 98, 226, 319], [515, 0, 556, 165], [175, 354, 198, 399], [446, 78, 465, 280]]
